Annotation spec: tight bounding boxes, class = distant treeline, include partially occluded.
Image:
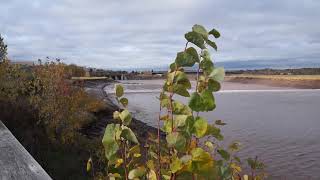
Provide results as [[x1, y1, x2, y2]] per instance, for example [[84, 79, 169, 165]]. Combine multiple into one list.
[[227, 68, 320, 75]]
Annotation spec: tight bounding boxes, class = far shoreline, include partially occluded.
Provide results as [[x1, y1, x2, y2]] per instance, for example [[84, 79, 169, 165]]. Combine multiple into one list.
[[225, 75, 320, 89]]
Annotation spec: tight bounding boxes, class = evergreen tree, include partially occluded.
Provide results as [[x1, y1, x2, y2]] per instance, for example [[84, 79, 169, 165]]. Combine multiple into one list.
[[0, 34, 8, 62]]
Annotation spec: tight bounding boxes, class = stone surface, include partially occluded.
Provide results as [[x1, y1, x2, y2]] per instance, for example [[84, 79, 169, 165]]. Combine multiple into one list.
[[0, 121, 51, 180]]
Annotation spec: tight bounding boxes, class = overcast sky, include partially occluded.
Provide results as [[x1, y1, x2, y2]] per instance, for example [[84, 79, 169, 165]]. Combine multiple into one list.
[[0, 0, 319, 69]]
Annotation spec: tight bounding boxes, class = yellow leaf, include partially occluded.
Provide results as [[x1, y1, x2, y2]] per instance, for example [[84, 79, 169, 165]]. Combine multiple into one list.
[[115, 158, 123, 168], [231, 162, 242, 172], [243, 174, 249, 180], [205, 141, 216, 151], [109, 173, 121, 180], [146, 160, 155, 170], [134, 153, 141, 158], [86, 157, 92, 172], [147, 170, 157, 180]]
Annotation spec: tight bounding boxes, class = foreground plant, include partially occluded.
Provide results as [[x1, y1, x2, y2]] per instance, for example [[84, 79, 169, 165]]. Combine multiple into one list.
[[99, 24, 266, 180], [101, 84, 144, 179]]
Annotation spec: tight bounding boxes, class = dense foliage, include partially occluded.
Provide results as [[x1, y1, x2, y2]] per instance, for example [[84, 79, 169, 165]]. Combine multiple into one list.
[[0, 59, 104, 144], [99, 25, 266, 180]]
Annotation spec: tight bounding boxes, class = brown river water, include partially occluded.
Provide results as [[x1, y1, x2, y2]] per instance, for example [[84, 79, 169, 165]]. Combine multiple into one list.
[[105, 80, 320, 179]]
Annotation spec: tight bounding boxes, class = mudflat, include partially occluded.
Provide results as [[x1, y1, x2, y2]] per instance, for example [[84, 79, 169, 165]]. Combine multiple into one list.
[[225, 75, 320, 89]]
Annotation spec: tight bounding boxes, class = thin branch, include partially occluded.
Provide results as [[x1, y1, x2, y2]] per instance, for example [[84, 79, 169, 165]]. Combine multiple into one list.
[[157, 102, 162, 180]]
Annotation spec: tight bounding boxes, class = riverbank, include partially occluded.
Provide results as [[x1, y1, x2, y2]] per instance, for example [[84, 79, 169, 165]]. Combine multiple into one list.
[[225, 75, 320, 89]]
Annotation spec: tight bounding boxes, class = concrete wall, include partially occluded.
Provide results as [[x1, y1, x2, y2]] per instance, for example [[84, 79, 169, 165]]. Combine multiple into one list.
[[0, 121, 51, 180]]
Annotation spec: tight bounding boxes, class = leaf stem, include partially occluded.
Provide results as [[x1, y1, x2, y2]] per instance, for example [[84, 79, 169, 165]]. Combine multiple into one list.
[[184, 42, 189, 51], [121, 141, 129, 180], [157, 102, 162, 180]]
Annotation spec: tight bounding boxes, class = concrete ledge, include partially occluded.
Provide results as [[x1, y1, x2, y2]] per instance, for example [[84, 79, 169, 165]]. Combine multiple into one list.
[[0, 121, 52, 180]]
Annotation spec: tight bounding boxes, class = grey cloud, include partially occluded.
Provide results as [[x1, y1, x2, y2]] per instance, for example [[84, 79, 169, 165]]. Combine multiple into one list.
[[0, 0, 319, 69]]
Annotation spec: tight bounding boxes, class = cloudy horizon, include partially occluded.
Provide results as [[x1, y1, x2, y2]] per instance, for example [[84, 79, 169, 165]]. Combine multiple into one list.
[[0, 0, 319, 69]]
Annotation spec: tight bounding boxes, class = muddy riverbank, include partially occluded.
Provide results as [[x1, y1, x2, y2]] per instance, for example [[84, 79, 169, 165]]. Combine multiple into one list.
[[225, 75, 320, 89]]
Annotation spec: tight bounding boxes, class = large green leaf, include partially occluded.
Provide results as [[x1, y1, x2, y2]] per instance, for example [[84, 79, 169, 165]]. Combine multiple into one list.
[[193, 117, 208, 138], [167, 72, 175, 85], [191, 148, 212, 162], [173, 84, 190, 97], [186, 47, 200, 62], [200, 90, 216, 111], [102, 124, 120, 161], [175, 52, 192, 67], [175, 47, 199, 67], [205, 124, 224, 141], [170, 156, 183, 173], [175, 71, 191, 89], [209, 28, 220, 38], [163, 120, 173, 133], [209, 67, 225, 82], [208, 79, 221, 92], [121, 126, 139, 144], [170, 62, 177, 72], [192, 24, 208, 39], [119, 97, 128, 107], [160, 92, 170, 108], [205, 39, 217, 51], [166, 132, 186, 151], [184, 116, 195, 136], [200, 59, 214, 75], [188, 92, 203, 112], [119, 109, 132, 125], [173, 101, 192, 115], [217, 149, 230, 161], [174, 115, 189, 127], [115, 84, 124, 97], [185, 31, 206, 49]]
